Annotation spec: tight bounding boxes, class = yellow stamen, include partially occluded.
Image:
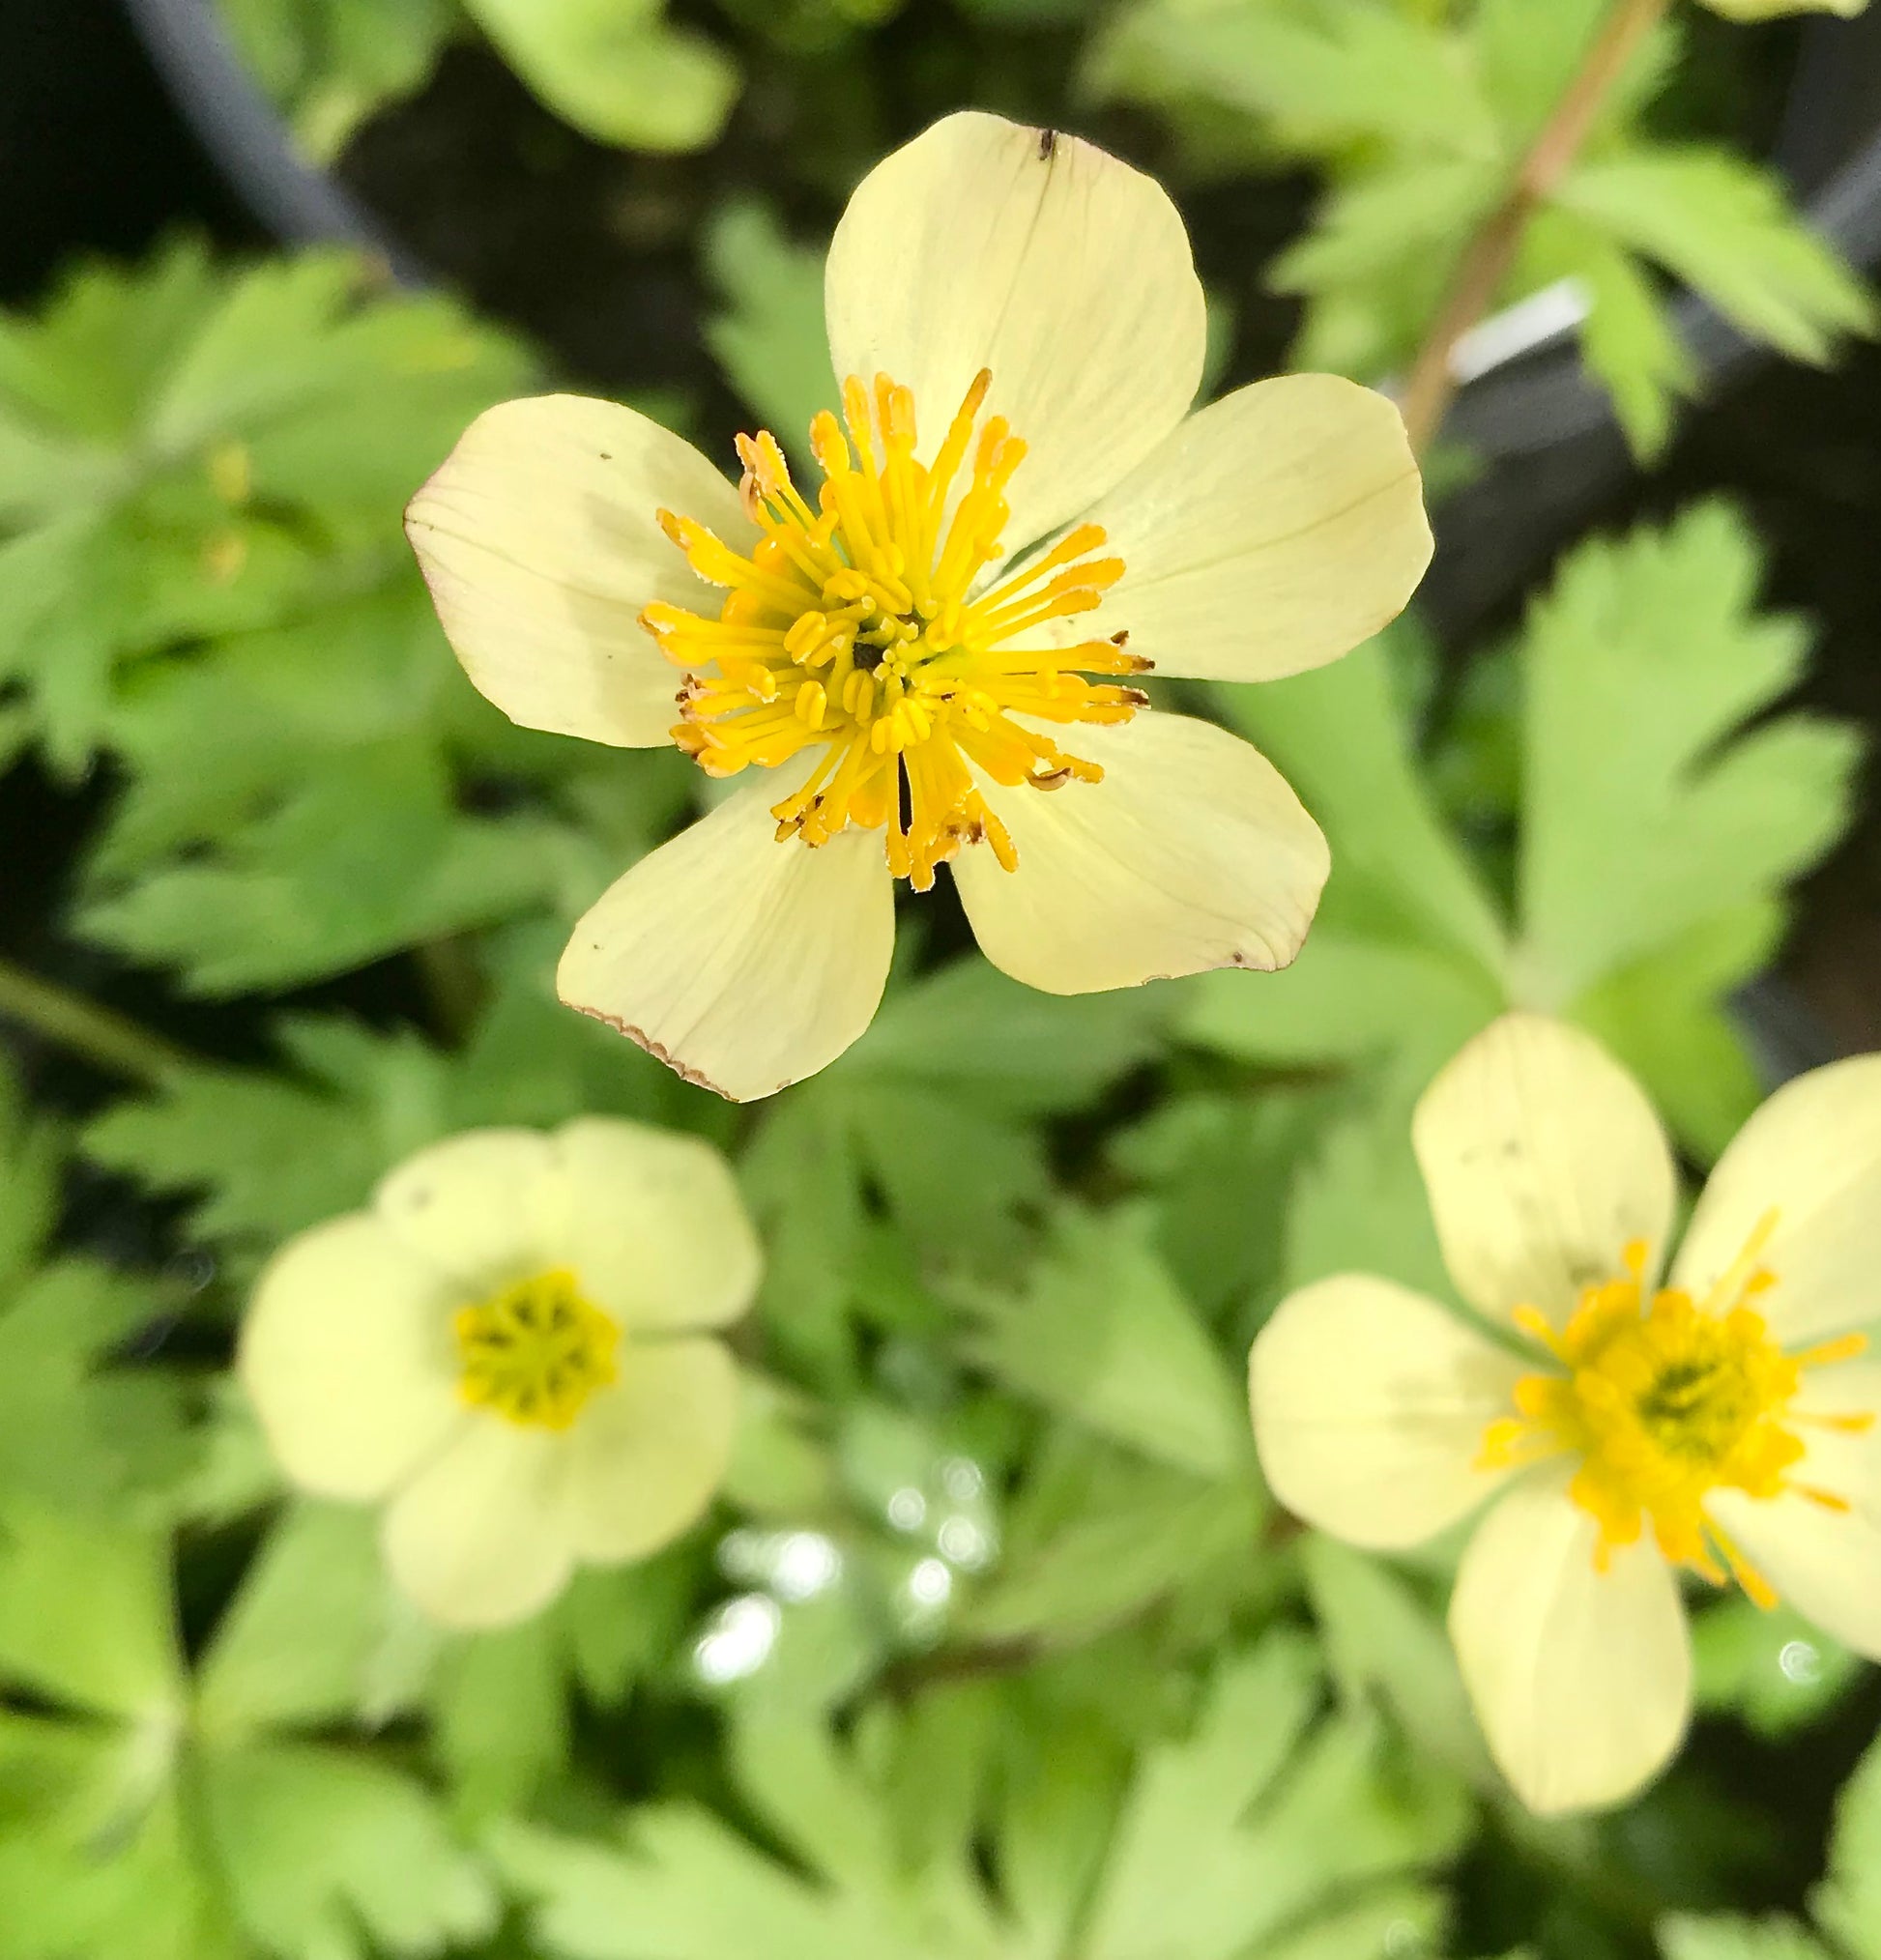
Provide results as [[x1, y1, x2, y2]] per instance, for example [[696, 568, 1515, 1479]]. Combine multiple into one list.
[[1481, 1210, 1867, 1605], [649, 368, 1143, 889], [454, 1268, 620, 1431]]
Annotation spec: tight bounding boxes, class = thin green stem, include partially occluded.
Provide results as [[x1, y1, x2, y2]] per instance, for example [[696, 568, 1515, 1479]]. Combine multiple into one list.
[[0, 955, 195, 1087]]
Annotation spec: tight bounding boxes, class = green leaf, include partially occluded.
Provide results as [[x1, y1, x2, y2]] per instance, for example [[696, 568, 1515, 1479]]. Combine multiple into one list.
[[1273, 159, 1502, 297], [217, 0, 452, 161], [1691, 1595, 1859, 1742], [1517, 502, 1859, 1008], [1519, 208, 1696, 460], [1083, 1634, 1468, 1960], [84, 1015, 451, 1250], [1560, 148, 1875, 366], [0, 1261, 192, 1511], [200, 1739, 499, 1959], [1283, 1074, 1452, 1298], [0, 1719, 231, 1960], [1209, 634, 1508, 979], [429, 1618, 568, 1821], [0, 1058, 59, 1288], [1574, 903, 1781, 1162], [955, 1209, 1249, 1481], [0, 243, 527, 765], [0, 1500, 182, 1720], [462, 0, 739, 152], [1812, 1722, 1881, 1957], [81, 739, 563, 994], [1475, 0, 1672, 150], [1176, 927, 1501, 1087], [194, 1502, 428, 1742], [558, 1548, 699, 1705], [1086, 0, 1500, 159], [1303, 1535, 1491, 1785], [845, 955, 1169, 1117], [966, 1447, 1260, 1645], [1263, 1887, 1449, 1960], [1110, 1090, 1318, 1327], [702, 202, 838, 450], [1661, 1919, 1836, 1960]]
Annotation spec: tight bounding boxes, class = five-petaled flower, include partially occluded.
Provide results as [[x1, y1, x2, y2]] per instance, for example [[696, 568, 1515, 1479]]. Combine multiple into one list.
[[239, 1120, 760, 1629], [406, 110, 1432, 1102], [1250, 1012, 1881, 1815]]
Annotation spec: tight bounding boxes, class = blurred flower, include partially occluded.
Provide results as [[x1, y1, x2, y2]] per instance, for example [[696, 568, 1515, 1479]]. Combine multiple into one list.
[[240, 1120, 760, 1629], [1698, 0, 1866, 18], [1250, 1013, 1881, 1815], [407, 110, 1432, 1101]]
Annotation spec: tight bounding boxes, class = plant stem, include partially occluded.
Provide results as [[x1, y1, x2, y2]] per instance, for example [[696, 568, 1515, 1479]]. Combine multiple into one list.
[[1397, 0, 1670, 456], [0, 955, 195, 1087]]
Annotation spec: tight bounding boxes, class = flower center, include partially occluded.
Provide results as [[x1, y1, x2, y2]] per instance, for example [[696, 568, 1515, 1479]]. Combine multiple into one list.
[[1478, 1215, 1871, 1602], [644, 369, 1151, 889], [453, 1268, 620, 1430]]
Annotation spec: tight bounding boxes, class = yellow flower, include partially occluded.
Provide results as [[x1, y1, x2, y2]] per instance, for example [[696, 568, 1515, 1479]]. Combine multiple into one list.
[[1249, 1013, 1881, 1815], [406, 111, 1432, 1102], [1699, 0, 1866, 20], [239, 1121, 760, 1629]]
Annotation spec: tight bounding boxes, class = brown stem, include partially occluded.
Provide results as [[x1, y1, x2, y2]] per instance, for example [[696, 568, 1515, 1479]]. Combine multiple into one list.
[[1397, 0, 1670, 456]]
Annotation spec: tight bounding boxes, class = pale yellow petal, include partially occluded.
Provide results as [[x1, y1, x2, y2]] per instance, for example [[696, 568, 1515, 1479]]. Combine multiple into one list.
[[1034, 375, 1430, 682], [239, 1215, 464, 1503], [547, 1118, 761, 1333], [1672, 1053, 1881, 1347], [373, 1129, 560, 1295], [557, 774, 895, 1102], [405, 393, 749, 747], [825, 111, 1204, 553], [1449, 1476, 1692, 1816], [380, 1420, 574, 1629], [1705, 1361, 1881, 1659], [1412, 1013, 1677, 1329], [953, 712, 1329, 995], [566, 1339, 738, 1563], [1250, 1274, 1523, 1548]]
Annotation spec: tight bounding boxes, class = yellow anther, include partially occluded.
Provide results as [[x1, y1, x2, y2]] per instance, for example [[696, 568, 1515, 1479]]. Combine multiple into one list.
[[454, 1268, 619, 1431], [1482, 1211, 1868, 1605], [645, 367, 1138, 882]]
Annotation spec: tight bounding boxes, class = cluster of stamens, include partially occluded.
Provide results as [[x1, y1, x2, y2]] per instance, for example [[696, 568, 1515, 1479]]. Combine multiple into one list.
[[454, 1268, 621, 1431], [1478, 1214, 1872, 1604], [643, 368, 1149, 888]]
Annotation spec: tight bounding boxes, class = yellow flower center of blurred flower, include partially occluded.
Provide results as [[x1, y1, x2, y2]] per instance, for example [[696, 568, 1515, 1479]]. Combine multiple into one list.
[[644, 368, 1151, 889], [453, 1268, 620, 1430], [1478, 1215, 1871, 1602]]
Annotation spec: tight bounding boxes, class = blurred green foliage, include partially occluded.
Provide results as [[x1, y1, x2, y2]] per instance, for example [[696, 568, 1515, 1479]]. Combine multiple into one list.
[[3, 0, 1879, 1956]]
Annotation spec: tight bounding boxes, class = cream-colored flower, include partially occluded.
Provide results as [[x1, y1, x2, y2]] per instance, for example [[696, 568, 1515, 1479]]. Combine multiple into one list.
[[1250, 1013, 1881, 1816], [1698, 0, 1866, 20], [239, 1120, 760, 1629], [406, 111, 1432, 1102]]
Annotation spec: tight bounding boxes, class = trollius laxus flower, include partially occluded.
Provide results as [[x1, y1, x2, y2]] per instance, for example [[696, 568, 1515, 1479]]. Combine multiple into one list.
[[1251, 1013, 1881, 1815], [239, 1121, 760, 1629], [407, 111, 1432, 1101]]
